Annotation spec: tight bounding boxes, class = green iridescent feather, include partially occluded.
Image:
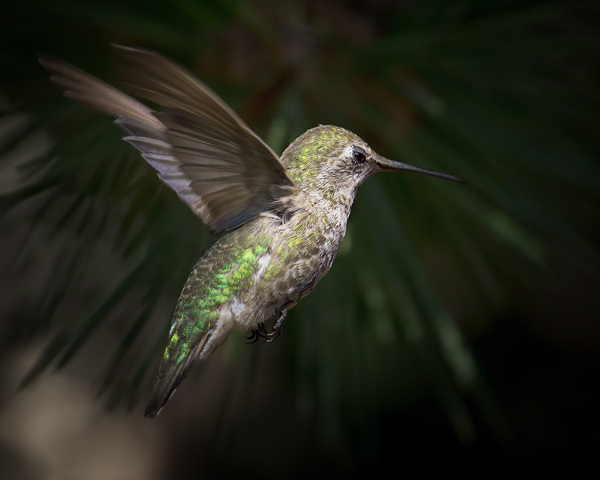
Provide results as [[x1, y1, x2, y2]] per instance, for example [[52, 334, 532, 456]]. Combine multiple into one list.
[[145, 230, 272, 415]]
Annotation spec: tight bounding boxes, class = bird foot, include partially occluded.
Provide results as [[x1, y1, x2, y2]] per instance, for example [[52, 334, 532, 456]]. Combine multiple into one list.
[[246, 323, 268, 343], [246, 309, 287, 344], [265, 309, 287, 343]]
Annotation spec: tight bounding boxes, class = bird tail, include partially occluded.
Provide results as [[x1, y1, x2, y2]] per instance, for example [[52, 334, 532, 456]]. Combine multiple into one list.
[[144, 332, 210, 417], [144, 330, 210, 418], [144, 316, 232, 417]]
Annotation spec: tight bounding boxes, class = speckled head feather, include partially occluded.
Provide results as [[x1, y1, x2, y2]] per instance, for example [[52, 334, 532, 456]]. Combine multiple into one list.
[[283, 126, 363, 186]]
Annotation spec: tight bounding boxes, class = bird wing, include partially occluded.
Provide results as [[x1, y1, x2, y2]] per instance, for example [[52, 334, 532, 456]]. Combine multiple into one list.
[[39, 46, 298, 232]]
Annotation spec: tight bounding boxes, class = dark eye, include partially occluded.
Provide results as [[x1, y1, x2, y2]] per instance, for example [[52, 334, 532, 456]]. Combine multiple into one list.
[[352, 146, 367, 163]]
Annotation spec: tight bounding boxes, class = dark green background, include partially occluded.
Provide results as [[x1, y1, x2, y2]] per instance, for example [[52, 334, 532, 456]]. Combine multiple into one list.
[[1, 0, 598, 477]]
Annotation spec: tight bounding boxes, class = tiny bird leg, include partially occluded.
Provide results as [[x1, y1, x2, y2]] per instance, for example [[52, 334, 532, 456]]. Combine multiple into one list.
[[266, 309, 287, 343]]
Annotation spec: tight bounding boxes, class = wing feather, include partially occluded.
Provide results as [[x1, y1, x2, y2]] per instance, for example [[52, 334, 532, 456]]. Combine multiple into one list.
[[39, 47, 299, 232]]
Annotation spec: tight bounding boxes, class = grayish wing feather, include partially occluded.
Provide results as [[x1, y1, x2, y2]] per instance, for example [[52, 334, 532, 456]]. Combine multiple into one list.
[[38, 55, 164, 131], [39, 47, 299, 232]]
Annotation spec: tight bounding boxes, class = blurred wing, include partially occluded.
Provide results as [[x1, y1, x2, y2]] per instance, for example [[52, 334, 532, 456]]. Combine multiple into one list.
[[39, 47, 298, 232]]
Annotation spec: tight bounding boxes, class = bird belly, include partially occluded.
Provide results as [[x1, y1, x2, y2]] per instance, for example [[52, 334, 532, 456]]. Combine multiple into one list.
[[232, 215, 344, 328]]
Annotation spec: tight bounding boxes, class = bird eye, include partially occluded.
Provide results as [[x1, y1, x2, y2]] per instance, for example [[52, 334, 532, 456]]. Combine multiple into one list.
[[352, 146, 367, 163]]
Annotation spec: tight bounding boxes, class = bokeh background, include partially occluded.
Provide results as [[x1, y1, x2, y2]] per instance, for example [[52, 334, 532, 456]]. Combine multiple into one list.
[[1, 0, 599, 477]]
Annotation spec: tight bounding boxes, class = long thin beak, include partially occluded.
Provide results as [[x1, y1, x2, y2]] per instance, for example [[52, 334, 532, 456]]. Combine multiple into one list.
[[375, 156, 464, 183]]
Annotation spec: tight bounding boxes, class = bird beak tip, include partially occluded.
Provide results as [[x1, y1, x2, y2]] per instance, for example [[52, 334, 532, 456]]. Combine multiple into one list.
[[377, 157, 463, 183]]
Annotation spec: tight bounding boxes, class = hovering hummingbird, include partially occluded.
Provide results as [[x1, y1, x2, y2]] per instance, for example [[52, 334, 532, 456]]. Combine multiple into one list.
[[40, 46, 462, 417]]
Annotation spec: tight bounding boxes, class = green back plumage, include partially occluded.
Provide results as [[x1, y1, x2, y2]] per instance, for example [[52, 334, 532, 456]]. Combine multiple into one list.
[[145, 228, 272, 416]]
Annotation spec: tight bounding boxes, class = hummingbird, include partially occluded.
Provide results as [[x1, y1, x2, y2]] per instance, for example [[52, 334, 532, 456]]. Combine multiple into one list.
[[39, 46, 462, 417]]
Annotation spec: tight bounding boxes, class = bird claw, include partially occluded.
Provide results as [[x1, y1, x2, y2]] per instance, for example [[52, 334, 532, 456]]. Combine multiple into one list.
[[265, 309, 287, 343], [246, 323, 268, 343], [246, 309, 287, 344]]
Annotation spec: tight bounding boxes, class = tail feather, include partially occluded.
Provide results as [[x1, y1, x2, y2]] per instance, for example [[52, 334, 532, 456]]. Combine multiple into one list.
[[144, 314, 233, 417], [144, 332, 209, 418]]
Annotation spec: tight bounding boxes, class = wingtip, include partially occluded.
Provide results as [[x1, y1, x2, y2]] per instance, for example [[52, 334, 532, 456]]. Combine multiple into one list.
[[111, 43, 139, 53], [111, 43, 158, 58], [37, 52, 61, 71], [37, 51, 49, 66]]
